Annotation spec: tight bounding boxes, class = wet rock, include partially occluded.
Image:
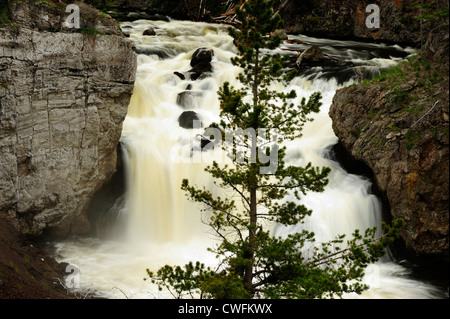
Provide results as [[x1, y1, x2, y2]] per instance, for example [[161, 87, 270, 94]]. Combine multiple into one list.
[[174, 71, 186, 80], [200, 137, 214, 151], [143, 28, 156, 36], [189, 48, 214, 80], [287, 39, 305, 45], [121, 12, 170, 22], [178, 111, 202, 129], [303, 45, 325, 61], [189, 65, 212, 80], [132, 46, 170, 59], [296, 45, 325, 67], [270, 29, 288, 40], [191, 48, 214, 67]]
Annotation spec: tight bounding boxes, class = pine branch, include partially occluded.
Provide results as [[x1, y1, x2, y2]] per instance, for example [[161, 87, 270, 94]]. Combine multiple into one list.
[[303, 233, 388, 268]]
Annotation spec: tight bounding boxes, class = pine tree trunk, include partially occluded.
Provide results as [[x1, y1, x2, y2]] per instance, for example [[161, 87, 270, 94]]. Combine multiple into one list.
[[243, 47, 260, 296], [244, 185, 257, 295]]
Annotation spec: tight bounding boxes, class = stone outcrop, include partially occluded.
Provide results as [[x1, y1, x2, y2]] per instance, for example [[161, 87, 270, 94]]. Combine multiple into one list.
[[329, 25, 449, 257], [0, 1, 137, 238]]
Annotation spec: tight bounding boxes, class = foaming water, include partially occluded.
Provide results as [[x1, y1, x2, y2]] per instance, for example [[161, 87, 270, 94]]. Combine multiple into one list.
[[51, 19, 445, 299]]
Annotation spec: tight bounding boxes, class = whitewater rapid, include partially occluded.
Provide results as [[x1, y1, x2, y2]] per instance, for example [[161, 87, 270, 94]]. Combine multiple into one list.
[[51, 19, 445, 299]]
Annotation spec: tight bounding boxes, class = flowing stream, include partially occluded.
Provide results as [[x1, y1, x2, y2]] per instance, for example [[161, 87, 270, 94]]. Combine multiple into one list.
[[51, 19, 445, 299]]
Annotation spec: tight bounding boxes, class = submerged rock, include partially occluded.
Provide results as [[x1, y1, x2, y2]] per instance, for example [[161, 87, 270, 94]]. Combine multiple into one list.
[[176, 91, 203, 109], [132, 46, 170, 59]]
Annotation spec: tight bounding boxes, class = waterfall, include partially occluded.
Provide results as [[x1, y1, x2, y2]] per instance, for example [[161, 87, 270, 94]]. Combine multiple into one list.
[[51, 19, 444, 299]]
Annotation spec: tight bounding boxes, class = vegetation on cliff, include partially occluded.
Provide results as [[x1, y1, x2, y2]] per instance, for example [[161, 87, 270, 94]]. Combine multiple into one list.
[[1, 0, 125, 36]]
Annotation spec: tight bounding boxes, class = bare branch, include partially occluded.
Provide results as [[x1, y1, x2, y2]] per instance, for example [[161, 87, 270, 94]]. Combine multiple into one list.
[[112, 287, 129, 299]]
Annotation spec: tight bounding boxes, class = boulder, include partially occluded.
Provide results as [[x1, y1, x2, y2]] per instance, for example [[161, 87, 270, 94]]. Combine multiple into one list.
[[189, 64, 213, 80], [296, 45, 325, 67], [189, 48, 214, 80], [178, 111, 202, 129], [191, 48, 214, 67], [287, 39, 305, 45], [270, 29, 288, 40], [124, 12, 170, 22], [143, 28, 156, 36]]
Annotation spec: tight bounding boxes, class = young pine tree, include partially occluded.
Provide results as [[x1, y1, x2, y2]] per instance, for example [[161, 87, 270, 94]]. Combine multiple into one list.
[[146, 0, 404, 299]]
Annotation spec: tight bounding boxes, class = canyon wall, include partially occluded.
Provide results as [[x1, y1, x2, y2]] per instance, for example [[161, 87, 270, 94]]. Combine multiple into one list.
[[329, 23, 449, 257], [83, 0, 447, 46], [0, 0, 137, 238]]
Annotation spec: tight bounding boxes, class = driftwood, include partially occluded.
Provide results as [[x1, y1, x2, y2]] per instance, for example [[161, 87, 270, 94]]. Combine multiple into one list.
[[211, 14, 239, 26], [210, 0, 243, 26], [274, 0, 289, 16], [197, 0, 204, 21], [210, 0, 283, 27]]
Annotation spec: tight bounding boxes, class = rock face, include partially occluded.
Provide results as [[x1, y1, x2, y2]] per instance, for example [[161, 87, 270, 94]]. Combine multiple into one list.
[[81, 0, 446, 46], [329, 25, 449, 257], [277, 0, 448, 46], [82, 0, 205, 21], [0, 1, 137, 238]]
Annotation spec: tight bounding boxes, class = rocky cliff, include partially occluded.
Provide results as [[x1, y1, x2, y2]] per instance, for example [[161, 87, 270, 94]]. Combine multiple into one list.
[[0, 0, 137, 238], [279, 0, 449, 46], [82, 0, 208, 21], [329, 22, 449, 257], [81, 0, 447, 47]]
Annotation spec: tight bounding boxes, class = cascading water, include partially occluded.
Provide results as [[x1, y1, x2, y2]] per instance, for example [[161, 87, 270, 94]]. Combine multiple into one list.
[[51, 19, 445, 299]]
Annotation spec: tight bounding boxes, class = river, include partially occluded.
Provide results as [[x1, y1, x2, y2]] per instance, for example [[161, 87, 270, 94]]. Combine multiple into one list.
[[51, 19, 445, 299]]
